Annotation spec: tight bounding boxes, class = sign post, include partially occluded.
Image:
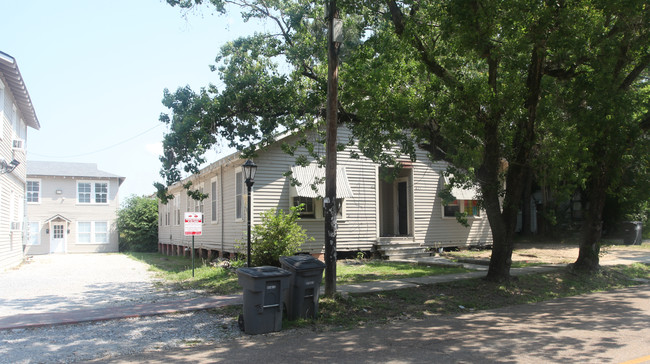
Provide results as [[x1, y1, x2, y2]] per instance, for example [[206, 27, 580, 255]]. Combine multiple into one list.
[[184, 212, 203, 277]]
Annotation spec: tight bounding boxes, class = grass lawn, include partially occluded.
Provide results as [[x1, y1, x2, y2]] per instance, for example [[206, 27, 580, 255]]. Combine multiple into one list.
[[335, 260, 470, 284], [124, 252, 471, 294], [124, 252, 650, 331], [311, 263, 650, 329]]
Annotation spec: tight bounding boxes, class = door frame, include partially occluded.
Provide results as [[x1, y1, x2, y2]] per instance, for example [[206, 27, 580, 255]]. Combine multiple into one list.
[[49, 222, 67, 253]]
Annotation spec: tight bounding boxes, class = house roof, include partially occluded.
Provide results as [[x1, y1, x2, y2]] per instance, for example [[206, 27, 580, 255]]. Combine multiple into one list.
[[0, 51, 40, 130], [27, 161, 125, 185]]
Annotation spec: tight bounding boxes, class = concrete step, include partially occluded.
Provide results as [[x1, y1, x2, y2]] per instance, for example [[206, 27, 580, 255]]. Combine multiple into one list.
[[387, 252, 432, 260], [377, 246, 426, 252]]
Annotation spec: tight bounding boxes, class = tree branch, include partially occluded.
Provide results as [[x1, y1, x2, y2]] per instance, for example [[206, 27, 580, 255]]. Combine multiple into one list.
[[619, 52, 650, 90], [386, 0, 459, 90]]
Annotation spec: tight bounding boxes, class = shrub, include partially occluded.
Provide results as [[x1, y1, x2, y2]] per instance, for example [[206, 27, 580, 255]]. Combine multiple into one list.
[[117, 195, 159, 252], [250, 205, 313, 266]]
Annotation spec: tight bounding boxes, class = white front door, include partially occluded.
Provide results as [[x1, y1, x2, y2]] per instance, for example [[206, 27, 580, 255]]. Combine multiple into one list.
[[50, 224, 66, 253]]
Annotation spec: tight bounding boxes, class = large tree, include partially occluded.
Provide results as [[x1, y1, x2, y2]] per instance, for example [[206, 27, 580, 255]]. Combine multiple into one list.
[[158, 0, 648, 282], [543, 1, 650, 271]]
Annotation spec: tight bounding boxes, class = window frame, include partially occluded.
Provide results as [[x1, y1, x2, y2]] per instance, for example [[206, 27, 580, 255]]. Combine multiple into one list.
[[211, 176, 218, 223], [27, 179, 41, 204], [174, 193, 181, 225], [235, 169, 243, 221], [27, 221, 40, 245], [442, 199, 481, 219], [76, 221, 110, 244], [291, 196, 347, 221], [77, 180, 110, 204]]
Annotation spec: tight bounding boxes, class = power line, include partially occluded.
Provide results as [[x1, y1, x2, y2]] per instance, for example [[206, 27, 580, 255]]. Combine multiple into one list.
[[29, 123, 164, 159]]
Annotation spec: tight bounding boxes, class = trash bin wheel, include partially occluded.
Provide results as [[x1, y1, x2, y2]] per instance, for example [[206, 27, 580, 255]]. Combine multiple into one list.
[[238, 313, 245, 331]]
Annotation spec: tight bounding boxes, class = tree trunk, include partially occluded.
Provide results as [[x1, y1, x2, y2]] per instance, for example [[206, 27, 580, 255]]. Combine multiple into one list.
[[324, 0, 340, 296], [572, 167, 608, 272]]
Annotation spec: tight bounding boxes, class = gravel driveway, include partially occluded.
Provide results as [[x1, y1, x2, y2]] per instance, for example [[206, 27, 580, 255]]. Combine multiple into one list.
[[0, 254, 241, 363]]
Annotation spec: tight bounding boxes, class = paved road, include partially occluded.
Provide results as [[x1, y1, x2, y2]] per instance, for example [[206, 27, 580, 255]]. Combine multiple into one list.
[[95, 284, 650, 364]]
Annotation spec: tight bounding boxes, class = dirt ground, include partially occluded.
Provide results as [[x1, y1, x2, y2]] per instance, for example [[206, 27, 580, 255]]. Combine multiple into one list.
[[443, 242, 650, 265]]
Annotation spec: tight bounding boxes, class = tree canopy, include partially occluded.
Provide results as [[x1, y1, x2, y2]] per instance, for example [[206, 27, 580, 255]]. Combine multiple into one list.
[[159, 0, 650, 281]]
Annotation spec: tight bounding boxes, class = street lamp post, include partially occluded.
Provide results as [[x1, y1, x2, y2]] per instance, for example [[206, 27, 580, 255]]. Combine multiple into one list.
[[242, 159, 257, 267]]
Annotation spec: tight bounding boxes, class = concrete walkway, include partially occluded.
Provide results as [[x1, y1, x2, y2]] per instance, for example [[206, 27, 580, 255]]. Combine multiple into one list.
[[1, 253, 648, 331]]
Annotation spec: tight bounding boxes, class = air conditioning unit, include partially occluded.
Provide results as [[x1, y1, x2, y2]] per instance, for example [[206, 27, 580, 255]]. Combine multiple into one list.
[[12, 138, 24, 150], [10, 221, 22, 231]]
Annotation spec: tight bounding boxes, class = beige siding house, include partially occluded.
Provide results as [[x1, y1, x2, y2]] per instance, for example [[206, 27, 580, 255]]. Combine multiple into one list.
[[158, 126, 492, 260], [25, 162, 124, 255], [0, 51, 40, 272]]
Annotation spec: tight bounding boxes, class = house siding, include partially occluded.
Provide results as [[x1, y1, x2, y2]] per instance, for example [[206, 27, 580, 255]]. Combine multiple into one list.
[[0, 74, 29, 271], [24, 175, 121, 255], [158, 125, 492, 257]]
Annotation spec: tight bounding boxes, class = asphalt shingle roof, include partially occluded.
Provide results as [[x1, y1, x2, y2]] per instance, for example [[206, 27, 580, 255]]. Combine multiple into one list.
[[27, 161, 125, 183]]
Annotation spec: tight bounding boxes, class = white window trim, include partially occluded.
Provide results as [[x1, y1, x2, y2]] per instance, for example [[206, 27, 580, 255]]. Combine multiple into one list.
[[174, 193, 181, 225], [77, 180, 110, 205], [27, 179, 41, 204], [76, 221, 110, 244], [290, 196, 347, 221], [235, 168, 244, 222], [211, 176, 219, 224], [442, 199, 482, 219], [27, 221, 41, 245]]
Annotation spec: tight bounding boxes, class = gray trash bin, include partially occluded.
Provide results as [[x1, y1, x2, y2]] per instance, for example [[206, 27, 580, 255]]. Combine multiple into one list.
[[280, 255, 326, 321], [236, 266, 291, 335], [622, 221, 643, 245]]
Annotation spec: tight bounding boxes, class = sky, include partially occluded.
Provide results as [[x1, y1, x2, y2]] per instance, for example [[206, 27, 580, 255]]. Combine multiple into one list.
[[1, 0, 261, 201]]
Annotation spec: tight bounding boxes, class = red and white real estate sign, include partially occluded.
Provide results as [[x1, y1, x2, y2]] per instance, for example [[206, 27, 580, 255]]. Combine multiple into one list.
[[184, 212, 203, 236]]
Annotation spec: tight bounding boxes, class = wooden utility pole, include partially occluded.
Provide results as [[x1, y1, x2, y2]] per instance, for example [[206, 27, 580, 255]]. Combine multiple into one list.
[[324, 0, 340, 296]]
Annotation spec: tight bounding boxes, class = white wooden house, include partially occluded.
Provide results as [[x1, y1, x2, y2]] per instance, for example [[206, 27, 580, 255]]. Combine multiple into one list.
[[25, 161, 124, 255], [0, 51, 40, 271], [158, 126, 492, 260]]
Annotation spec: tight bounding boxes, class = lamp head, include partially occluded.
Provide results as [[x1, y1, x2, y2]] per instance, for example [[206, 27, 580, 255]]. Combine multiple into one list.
[[242, 159, 257, 185]]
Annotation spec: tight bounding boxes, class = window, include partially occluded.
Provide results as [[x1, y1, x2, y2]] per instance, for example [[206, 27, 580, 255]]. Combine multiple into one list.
[[174, 194, 181, 225], [78, 181, 109, 204], [211, 177, 218, 223], [77, 221, 109, 244], [293, 196, 315, 218], [78, 222, 92, 243], [27, 222, 40, 245], [95, 182, 108, 203], [9, 191, 23, 230], [78, 183, 91, 203], [443, 199, 480, 218], [443, 200, 460, 217], [95, 222, 108, 243], [291, 197, 346, 220], [235, 171, 243, 220], [27, 180, 40, 203], [53, 224, 64, 239], [463, 200, 480, 217]]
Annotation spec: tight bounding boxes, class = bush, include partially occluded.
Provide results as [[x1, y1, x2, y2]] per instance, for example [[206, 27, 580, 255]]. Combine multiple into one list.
[[249, 205, 313, 266], [117, 195, 159, 252]]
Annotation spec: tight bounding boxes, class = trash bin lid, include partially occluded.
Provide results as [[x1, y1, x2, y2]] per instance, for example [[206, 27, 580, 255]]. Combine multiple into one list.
[[236, 266, 292, 278], [280, 255, 326, 270]]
